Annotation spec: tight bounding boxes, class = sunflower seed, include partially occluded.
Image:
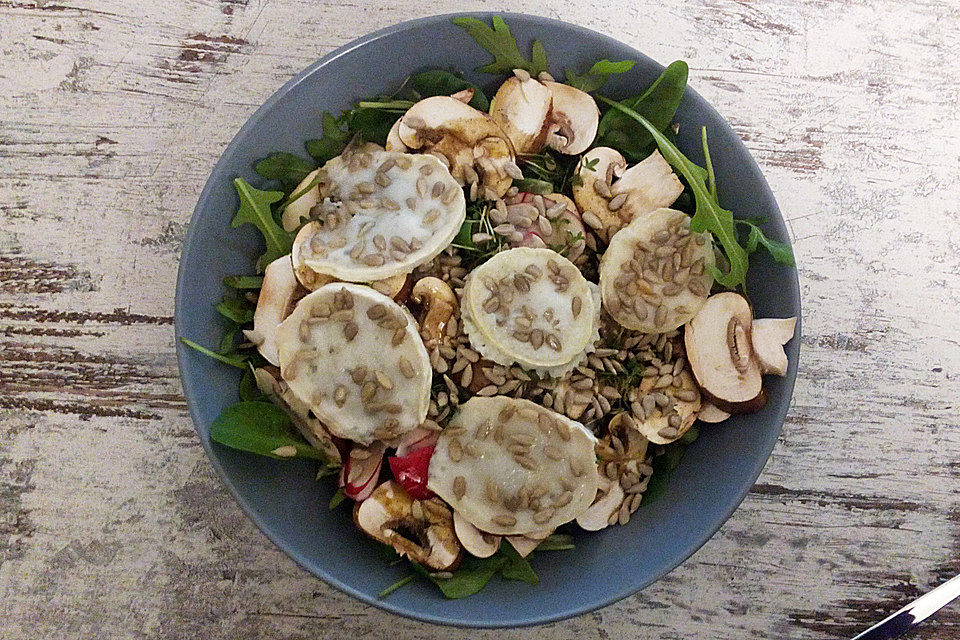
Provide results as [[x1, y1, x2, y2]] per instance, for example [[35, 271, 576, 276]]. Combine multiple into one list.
[[453, 476, 467, 499], [533, 508, 556, 525], [582, 211, 603, 230], [658, 426, 679, 439], [493, 514, 517, 527]]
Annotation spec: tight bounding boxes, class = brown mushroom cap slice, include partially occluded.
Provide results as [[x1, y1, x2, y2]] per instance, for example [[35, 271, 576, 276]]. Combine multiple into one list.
[[573, 147, 683, 238], [354, 481, 462, 571], [542, 81, 599, 155], [297, 148, 465, 282], [396, 96, 516, 199], [275, 283, 431, 445], [247, 256, 303, 366], [684, 292, 765, 413], [461, 248, 601, 377], [751, 317, 797, 376], [453, 511, 501, 558], [281, 168, 322, 232], [410, 276, 458, 344], [599, 208, 715, 333], [427, 396, 600, 536], [489, 75, 552, 154]]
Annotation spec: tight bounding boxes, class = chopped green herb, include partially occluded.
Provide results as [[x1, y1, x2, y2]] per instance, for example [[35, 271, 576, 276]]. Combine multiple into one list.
[[379, 574, 416, 598], [536, 533, 575, 551], [513, 177, 553, 195]]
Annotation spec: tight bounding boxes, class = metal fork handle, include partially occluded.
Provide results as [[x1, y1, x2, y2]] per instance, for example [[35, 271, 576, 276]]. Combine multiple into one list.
[[852, 573, 960, 639]]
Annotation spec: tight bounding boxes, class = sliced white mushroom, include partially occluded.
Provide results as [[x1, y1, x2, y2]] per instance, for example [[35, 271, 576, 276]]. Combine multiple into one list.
[[453, 511, 501, 558], [253, 367, 342, 465], [427, 396, 600, 536], [697, 402, 731, 423], [275, 283, 431, 445], [246, 255, 303, 366], [630, 370, 702, 445], [684, 292, 766, 413], [502, 192, 587, 261], [370, 272, 410, 301], [599, 208, 715, 333], [296, 146, 465, 282], [542, 81, 599, 155], [354, 480, 462, 571], [751, 317, 797, 376], [573, 147, 683, 238], [489, 75, 552, 154], [576, 476, 624, 531], [505, 531, 550, 558], [461, 248, 600, 377], [395, 96, 516, 199], [282, 168, 322, 232], [385, 118, 409, 152]]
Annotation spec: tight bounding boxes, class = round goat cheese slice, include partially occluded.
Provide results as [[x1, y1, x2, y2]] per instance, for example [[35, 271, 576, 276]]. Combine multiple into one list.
[[275, 283, 430, 445], [461, 247, 600, 377], [427, 396, 600, 536], [295, 145, 465, 282], [599, 208, 715, 333]]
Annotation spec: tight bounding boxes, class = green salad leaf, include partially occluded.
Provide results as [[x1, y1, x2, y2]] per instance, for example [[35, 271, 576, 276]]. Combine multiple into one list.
[[216, 296, 254, 324], [410, 541, 539, 599], [739, 220, 796, 266], [512, 177, 553, 195], [453, 16, 549, 75], [535, 533, 575, 551], [328, 488, 347, 510], [597, 96, 750, 289], [344, 107, 401, 146], [499, 544, 538, 585], [306, 112, 350, 163], [565, 59, 635, 93], [231, 178, 291, 268], [596, 60, 688, 161], [223, 275, 264, 289], [254, 152, 317, 192], [210, 401, 327, 460], [407, 69, 490, 111]]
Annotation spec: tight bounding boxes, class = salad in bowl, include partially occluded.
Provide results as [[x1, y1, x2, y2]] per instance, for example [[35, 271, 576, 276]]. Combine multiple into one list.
[[180, 15, 797, 600]]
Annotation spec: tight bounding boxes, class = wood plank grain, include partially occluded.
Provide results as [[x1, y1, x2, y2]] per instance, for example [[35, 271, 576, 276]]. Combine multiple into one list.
[[1, 0, 959, 638]]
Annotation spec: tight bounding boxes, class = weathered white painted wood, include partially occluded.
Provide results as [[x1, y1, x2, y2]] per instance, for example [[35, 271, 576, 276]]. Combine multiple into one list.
[[2, 0, 959, 638]]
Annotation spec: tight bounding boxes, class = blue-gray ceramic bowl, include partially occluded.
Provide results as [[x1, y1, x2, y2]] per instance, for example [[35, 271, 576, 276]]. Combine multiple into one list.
[[175, 12, 800, 628]]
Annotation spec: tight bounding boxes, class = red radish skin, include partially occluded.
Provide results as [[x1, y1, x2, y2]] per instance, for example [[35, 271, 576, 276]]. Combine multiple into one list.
[[388, 445, 436, 500], [342, 444, 385, 501]]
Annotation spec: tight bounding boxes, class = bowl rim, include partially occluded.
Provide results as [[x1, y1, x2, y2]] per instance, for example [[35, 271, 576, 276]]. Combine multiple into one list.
[[175, 10, 801, 628]]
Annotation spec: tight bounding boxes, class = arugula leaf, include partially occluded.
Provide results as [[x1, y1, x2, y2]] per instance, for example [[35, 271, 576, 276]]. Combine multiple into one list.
[[641, 442, 689, 506], [223, 275, 264, 290], [216, 297, 254, 324], [180, 337, 248, 369], [408, 69, 490, 111], [328, 488, 347, 509], [254, 152, 317, 193], [680, 424, 700, 445], [701, 126, 718, 199], [210, 401, 326, 460], [453, 16, 548, 75], [565, 59, 635, 93], [596, 61, 688, 161], [231, 178, 291, 268], [356, 99, 416, 111], [536, 533, 575, 551], [306, 112, 350, 163], [219, 326, 239, 354], [596, 96, 749, 289], [739, 220, 796, 266]]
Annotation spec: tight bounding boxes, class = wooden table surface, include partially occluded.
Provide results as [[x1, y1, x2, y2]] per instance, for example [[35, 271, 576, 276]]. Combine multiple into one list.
[[2, 0, 958, 638]]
